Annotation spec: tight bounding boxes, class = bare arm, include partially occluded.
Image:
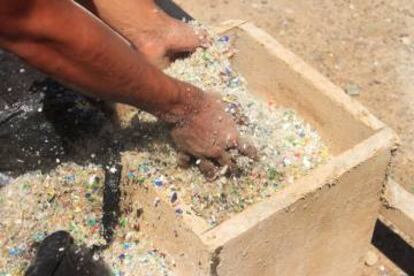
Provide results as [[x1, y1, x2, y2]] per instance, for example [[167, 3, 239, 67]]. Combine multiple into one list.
[[0, 0, 202, 121], [0, 0, 256, 174]]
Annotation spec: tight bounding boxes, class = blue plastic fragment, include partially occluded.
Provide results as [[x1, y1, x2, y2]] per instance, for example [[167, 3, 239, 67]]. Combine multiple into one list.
[[64, 175, 75, 183], [8, 247, 23, 257], [154, 178, 163, 187], [127, 172, 135, 179], [123, 243, 133, 250], [218, 35, 230, 42]]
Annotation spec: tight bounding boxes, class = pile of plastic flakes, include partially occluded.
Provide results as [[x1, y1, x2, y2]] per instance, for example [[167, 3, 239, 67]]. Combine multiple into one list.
[[0, 163, 173, 276], [122, 21, 330, 227], [101, 213, 173, 276], [0, 164, 106, 275]]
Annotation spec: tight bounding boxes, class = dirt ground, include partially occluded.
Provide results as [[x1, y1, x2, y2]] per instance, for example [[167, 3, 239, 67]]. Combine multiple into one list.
[[176, 0, 414, 194], [361, 247, 406, 276]]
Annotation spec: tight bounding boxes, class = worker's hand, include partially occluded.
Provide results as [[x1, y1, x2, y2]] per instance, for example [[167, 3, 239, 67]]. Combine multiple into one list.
[[135, 19, 208, 68], [171, 92, 257, 179], [92, 0, 208, 68]]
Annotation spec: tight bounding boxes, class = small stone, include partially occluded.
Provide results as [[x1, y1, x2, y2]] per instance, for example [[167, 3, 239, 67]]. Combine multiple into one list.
[[344, 83, 361, 96], [175, 208, 183, 215], [364, 250, 378, 266], [401, 36, 411, 46]]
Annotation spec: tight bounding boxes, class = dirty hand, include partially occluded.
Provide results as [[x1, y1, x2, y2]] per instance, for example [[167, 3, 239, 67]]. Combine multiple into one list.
[[170, 92, 257, 179]]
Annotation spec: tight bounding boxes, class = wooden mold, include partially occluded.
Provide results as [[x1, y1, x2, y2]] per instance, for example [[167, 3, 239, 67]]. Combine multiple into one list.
[[120, 21, 398, 275]]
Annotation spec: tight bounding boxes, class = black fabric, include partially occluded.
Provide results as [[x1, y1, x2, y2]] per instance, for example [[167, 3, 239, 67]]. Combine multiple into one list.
[[156, 0, 193, 21], [25, 231, 111, 276]]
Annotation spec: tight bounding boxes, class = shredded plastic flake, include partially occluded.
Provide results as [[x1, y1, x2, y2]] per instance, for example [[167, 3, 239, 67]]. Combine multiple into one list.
[[127, 22, 330, 226]]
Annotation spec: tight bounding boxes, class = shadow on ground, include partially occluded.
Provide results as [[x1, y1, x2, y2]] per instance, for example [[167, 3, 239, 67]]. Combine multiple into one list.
[[0, 51, 172, 246], [372, 220, 414, 275]]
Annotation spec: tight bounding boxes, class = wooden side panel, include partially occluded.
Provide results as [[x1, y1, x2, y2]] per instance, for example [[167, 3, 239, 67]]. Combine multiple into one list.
[[114, 22, 396, 276], [120, 152, 211, 276], [228, 24, 383, 154], [380, 179, 414, 246], [214, 144, 391, 276]]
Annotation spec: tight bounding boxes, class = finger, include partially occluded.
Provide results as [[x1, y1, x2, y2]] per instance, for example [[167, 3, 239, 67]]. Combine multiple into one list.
[[176, 152, 192, 169], [225, 134, 239, 150], [197, 158, 218, 180], [237, 137, 258, 160], [217, 152, 239, 176], [167, 21, 205, 53]]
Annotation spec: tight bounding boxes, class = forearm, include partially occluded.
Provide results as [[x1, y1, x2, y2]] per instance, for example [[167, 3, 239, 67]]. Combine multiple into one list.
[[0, 0, 201, 120], [82, 0, 148, 38]]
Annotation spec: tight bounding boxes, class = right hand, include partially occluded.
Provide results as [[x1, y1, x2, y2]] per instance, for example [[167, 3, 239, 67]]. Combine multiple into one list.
[[170, 91, 257, 179]]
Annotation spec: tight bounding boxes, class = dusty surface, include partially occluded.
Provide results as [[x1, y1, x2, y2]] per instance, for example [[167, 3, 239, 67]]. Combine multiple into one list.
[[362, 247, 408, 276], [176, 0, 414, 194], [0, 164, 174, 275]]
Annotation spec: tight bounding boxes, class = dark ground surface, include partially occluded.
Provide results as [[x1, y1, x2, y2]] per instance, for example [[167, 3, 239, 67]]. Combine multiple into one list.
[[0, 49, 118, 178]]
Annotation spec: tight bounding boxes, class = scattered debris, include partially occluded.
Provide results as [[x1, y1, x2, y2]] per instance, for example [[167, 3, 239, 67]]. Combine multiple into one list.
[[344, 82, 361, 96], [400, 35, 411, 46], [0, 173, 13, 187], [101, 211, 173, 276], [0, 165, 107, 274], [365, 250, 379, 266]]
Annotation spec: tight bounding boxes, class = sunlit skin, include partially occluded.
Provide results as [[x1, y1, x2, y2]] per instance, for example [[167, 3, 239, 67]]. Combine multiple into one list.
[[79, 0, 205, 67], [0, 0, 255, 173]]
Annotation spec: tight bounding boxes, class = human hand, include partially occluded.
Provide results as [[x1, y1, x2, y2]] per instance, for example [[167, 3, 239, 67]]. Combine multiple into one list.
[[170, 92, 257, 179]]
